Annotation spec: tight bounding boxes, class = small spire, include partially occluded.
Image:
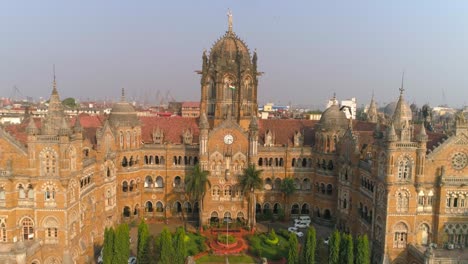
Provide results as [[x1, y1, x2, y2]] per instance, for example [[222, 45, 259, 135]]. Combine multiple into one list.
[[74, 116, 82, 133], [227, 9, 233, 32], [399, 71, 405, 95], [26, 117, 37, 135], [52, 64, 58, 95], [387, 122, 397, 141], [417, 123, 428, 142]]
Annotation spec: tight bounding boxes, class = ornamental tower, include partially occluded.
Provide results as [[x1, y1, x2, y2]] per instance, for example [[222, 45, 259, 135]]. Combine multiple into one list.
[[199, 10, 259, 130]]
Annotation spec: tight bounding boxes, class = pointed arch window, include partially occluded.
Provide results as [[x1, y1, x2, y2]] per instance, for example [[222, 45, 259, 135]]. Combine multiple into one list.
[[40, 148, 58, 176], [22, 217, 34, 241], [0, 218, 6, 242], [396, 191, 409, 212]]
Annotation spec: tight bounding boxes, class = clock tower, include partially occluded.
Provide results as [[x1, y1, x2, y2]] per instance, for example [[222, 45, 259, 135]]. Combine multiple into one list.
[[199, 11, 259, 130]]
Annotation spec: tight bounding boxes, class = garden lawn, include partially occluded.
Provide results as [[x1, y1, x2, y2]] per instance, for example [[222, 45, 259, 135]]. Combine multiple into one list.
[[196, 254, 256, 263], [248, 232, 289, 261]]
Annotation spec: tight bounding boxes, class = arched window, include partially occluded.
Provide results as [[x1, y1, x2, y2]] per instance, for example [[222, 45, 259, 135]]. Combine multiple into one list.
[[129, 180, 135, 192], [327, 184, 333, 195], [0, 218, 6, 242], [274, 178, 281, 190], [122, 206, 131, 217], [145, 201, 153, 212], [212, 185, 220, 197], [144, 176, 153, 188], [301, 204, 310, 214], [291, 204, 300, 215], [120, 131, 124, 148], [44, 186, 55, 201], [173, 176, 181, 188], [122, 181, 128, 192], [224, 185, 232, 197], [393, 222, 408, 248], [156, 201, 164, 212], [155, 176, 164, 188], [122, 157, 128, 167], [22, 217, 34, 241], [323, 209, 331, 220], [273, 203, 281, 215], [398, 158, 411, 180], [264, 178, 272, 190], [294, 178, 301, 190], [44, 218, 58, 243]]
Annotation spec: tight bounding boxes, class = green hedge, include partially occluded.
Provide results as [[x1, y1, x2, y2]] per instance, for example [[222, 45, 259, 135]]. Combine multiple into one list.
[[217, 234, 236, 244]]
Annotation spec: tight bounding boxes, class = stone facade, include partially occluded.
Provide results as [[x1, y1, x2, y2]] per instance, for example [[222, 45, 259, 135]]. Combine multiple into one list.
[[0, 17, 466, 264]]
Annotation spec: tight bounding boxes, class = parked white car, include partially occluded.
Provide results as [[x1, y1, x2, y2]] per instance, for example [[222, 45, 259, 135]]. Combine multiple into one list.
[[128, 256, 137, 264], [294, 222, 309, 228], [299, 216, 311, 224], [288, 226, 304, 237], [324, 237, 330, 245]]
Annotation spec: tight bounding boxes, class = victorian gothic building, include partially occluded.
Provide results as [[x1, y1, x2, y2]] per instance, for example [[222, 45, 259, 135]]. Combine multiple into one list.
[[0, 15, 467, 264]]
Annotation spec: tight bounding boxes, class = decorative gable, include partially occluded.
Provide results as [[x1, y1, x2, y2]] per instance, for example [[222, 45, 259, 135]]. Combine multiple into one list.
[[264, 130, 275, 147], [183, 129, 193, 145], [152, 127, 164, 144], [293, 131, 303, 147]]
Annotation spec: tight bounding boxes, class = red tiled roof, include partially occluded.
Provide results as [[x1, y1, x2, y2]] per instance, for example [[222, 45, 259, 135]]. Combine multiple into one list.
[[140, 116, 199, 144], [258, 119, 318, 146], [70, 114, 104, 128]]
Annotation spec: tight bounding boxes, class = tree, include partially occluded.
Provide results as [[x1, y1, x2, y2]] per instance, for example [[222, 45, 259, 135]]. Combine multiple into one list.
[[184, 164, 211, 227], [159, 227, 174, 264], [302, 226, 316, 264], [355, 235, 370, 264], [239, 164, 263, 229], [103, 227, 114, 264], [287, 233, 299, 264], [62, 97, 78, 108], [339, 233, 353, 264], [138, 220, 151, 264], [280, 177, 296, 220], [114, 224, 130, 264], [328, 229, 340, 264], [173, 227, 187, 264]]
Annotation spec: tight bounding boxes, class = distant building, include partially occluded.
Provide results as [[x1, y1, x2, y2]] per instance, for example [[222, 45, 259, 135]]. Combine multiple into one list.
[[181, 101, 200, 117], [327, 96, 357, 119]]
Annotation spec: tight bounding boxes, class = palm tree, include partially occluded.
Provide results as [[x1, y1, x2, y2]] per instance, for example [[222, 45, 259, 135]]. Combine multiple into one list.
[[239, 164, 263, 229], [185, 164, 211, 228], [281, 177, 296, 220]]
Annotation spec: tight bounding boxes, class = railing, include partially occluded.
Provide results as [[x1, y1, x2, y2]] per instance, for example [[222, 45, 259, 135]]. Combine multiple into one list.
[[18, 199, 35, 207], [36, 135, 60, 142], [0, 170, 11, 177], [395, 142, 418, 148], [83, 158, 96, 168], [443, 176, 468, 186]]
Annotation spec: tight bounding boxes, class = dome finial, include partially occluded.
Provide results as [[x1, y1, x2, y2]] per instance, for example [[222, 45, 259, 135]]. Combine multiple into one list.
[[52, 64, 58, 95], [121, 88, 126, 102], [227, 8, 233, 32], [399, 71, 405, 95]]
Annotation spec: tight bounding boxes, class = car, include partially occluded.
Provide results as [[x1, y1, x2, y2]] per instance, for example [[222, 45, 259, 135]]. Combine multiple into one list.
[[294, 222, 309, 228], [299, 216, 311, 225], [128, 256, 137, 264], [294, 231, 304, 237], [288, 226, 298, 232], [324, 237, 330, 245]]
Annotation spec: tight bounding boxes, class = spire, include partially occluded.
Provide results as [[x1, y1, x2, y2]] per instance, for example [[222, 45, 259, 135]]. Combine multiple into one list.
[[52, 64, 58, 95], [373, 121, 382, 139], [367, 93, 378, 123], [59, 117, 70, 136], [26, 117, 38, 135], [227, 9, 233, 33], [399, 71, 405, 96], [74, 116, 83, 133], [386, 122, 398, 142], [392, 72, 412, 130], [417, 123, 428, 142]]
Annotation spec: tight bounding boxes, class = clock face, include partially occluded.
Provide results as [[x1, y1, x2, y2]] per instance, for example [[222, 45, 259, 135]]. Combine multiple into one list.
[[224, 134, 234, 145]]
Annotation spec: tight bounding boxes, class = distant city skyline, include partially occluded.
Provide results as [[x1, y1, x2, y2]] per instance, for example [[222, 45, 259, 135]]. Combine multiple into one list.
[[1, 1, 468, 108]]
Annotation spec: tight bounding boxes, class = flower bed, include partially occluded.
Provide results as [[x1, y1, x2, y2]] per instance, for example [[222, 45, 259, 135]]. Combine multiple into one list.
[[217, 234, 236, 245]]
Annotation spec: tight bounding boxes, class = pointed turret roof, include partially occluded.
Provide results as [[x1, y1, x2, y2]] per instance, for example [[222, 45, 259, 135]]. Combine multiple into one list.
[[392, 74, 412, 130]]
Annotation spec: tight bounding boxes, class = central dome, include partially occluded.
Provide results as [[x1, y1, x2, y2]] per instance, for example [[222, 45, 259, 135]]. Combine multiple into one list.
[[318, 104, 348, 130], [209, 31, 251, 66]]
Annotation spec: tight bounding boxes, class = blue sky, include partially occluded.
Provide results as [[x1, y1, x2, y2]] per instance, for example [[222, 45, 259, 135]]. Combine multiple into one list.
[[1, 1, 468, 109]]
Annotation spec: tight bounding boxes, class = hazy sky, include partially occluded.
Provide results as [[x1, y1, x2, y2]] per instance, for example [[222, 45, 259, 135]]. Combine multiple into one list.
[[1, 1, 468, 109]]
